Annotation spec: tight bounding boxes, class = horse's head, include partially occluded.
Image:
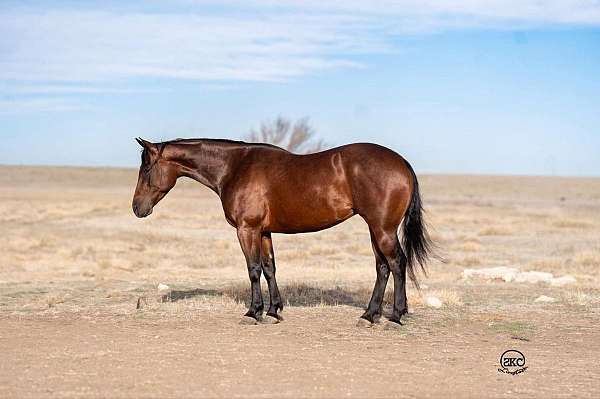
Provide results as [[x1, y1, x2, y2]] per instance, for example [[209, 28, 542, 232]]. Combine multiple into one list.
[[132, 138, 178, 218]]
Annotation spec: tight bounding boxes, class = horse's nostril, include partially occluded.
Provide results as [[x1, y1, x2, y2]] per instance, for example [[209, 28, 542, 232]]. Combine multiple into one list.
[[132, 202, 152, 218]]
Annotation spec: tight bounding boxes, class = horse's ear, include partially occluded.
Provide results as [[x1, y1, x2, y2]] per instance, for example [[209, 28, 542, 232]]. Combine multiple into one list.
[[136, 137, 154, 151]]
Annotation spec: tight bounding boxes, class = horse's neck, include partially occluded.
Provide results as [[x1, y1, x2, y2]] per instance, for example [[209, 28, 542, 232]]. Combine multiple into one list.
[[169, 141, 242, 195]]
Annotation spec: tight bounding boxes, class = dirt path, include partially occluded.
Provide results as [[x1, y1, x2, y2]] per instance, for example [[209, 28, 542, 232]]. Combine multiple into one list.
[[2, 305, 599, 398]]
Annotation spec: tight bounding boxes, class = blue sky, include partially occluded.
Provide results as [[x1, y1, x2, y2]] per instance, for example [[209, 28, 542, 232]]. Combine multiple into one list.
[[1, 1, 599, 175]]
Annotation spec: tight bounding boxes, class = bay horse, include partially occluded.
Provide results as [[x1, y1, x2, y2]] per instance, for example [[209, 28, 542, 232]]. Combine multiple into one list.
[[132, 138, 432, 326]]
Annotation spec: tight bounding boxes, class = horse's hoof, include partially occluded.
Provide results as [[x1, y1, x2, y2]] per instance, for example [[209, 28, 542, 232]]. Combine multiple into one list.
[[262, 315, 280, 324], [240, 316, 259, 325], [356, 318, 374, 328], [383, 320, 403, 330]]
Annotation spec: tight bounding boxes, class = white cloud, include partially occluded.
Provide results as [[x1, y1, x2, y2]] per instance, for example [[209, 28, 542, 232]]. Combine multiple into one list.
[[0, 0, 598, 93], [209, 0, 600, 25], [0, 10, 376, 85], [5, 85, 153, 94], [0, 98, 82, 114]]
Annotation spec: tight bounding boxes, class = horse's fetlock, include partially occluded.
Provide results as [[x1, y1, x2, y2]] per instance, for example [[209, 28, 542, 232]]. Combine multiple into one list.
[[377, 264, 390, 278]]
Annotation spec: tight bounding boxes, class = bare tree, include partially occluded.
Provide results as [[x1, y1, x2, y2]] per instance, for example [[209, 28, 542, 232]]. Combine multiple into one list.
[[246, 116, 326, 154]]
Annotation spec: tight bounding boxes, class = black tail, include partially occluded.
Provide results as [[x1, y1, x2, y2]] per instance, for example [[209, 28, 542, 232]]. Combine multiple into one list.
[[401, 162, 433, 289]]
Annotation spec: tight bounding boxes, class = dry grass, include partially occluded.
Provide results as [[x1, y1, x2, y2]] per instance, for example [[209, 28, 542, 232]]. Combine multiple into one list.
[[574, 250, 600, 267], [456, 242, 482, 252], [1, 166, 600, 315], [455, 255, 483, 267], [488, 320, 536, 334], [456, 235, 481, 244], [478, 226, 513, 236], [528, 258, 564, 270], [551, 218, 594, 229], [561, 290, 600, 306], [46, 294, 69, 308]]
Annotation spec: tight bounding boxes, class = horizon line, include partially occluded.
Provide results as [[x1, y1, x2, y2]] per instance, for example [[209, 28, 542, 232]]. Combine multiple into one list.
[[1, 163, 598, 179]]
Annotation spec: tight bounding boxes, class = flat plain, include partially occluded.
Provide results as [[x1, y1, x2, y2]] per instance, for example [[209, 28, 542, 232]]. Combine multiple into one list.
[[1, 165, 599, 398]]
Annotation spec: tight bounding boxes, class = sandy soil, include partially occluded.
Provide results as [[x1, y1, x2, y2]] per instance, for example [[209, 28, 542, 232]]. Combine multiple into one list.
[[1, 166, 600, 398]]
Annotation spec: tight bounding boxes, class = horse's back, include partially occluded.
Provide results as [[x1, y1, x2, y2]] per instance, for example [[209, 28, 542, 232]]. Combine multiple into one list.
[[276, 143, 414, 229], [248, 146, 354, 232], [227, 143, 414, 233]]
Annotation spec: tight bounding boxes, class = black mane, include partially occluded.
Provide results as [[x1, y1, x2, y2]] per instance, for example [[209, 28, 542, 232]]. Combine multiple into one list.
[[161, 137, 285, 151]]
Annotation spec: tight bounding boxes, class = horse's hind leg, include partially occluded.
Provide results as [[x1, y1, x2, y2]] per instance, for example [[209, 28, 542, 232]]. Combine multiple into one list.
[[261, 233, 283, 322], [236, 227, 264, 323], [360, 229, 390, 324], [370, 227, 408, 325]]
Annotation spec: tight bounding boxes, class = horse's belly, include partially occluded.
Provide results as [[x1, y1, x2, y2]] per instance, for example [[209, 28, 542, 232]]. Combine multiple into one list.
[[267, 189, 353, 233]]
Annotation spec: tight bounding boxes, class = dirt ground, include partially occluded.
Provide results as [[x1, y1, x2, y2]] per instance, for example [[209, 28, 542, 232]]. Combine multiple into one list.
[[1, 165, 600, 398]]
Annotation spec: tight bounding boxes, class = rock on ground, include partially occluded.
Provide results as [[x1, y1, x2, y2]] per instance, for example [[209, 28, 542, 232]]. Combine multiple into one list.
[[157, 283, 170, 291], [462, 267, 576, 286], [425, 296, 443, 308], [534, 295, 557, 303]]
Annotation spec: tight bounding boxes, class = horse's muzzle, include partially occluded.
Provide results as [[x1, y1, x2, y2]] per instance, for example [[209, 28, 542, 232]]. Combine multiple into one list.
[[132, 201, 153, 218]]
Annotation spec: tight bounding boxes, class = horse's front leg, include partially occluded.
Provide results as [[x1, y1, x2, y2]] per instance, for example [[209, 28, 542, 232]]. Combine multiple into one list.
[[237, 226, 264, 323], [261, 233, 283, 323]]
